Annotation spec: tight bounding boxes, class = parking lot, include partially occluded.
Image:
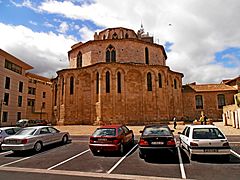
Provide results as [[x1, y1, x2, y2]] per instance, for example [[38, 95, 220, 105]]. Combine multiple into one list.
[[0, 135, 240, 180]]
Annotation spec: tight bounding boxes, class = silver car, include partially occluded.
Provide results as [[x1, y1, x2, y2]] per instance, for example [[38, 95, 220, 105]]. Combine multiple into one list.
[[1, 126, 70, 153], [0, 127, 21, 150]]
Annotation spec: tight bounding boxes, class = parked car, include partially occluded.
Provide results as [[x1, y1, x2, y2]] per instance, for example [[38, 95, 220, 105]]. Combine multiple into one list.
[[16, 119, 48, 127], [0, 127, 21, 150], [1, 126, 70, 153], [89, 125, 134, 155], [138, 124, 177, 159], [178, 125, 231, 161]]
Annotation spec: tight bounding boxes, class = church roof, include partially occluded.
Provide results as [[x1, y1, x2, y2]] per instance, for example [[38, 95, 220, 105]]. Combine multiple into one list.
[[188, 84, 237, 92]]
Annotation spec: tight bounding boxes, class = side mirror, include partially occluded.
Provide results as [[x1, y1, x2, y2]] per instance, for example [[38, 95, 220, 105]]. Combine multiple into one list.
[[139, 130, 143, 133], [171, 130, 174, 132]]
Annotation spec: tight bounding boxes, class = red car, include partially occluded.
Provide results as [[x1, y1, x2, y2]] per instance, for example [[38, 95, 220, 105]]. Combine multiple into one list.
[[89, 125, 134, 155]]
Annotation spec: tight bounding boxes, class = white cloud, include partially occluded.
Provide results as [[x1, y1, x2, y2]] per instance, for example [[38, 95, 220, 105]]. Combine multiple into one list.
[[58, 21, 69, 34], [10, 0, 39, 12], [43, 21, 54, 28], [0, 23, 77, 78], [78, 26, 95, 42], [29, 20, 37, 26]]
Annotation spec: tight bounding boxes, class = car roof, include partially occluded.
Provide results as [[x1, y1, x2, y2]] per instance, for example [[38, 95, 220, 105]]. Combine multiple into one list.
[[22, 126, 52, 130], [144, 124, 170, 128], [186, 124, 217, 128], [0, 127, 19, 130], [99, 124, 122, 128]]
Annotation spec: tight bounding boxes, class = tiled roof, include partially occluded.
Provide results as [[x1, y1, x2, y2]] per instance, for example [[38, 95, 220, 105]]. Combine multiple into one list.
[[188, 84, 237, 92]]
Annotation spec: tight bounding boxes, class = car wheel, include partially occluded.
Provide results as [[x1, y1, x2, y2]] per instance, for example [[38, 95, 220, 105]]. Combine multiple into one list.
[[139, 152, 145, 159], [62, 135, 68, 144], [34, 141, 42, 152]]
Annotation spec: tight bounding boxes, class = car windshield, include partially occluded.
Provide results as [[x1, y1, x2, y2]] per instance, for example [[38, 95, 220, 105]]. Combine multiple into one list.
[[143, 127, 171, 136], [193, 128, 225, 139], [92, 128, 116, 137], [15, 128, 36, 136]]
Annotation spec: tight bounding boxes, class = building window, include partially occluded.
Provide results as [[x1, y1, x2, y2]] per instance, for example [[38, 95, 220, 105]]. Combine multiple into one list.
[[28, 87, 36, 95], [4, 93, 9, 106], [195, 95, 203, 109], [18, 96, 22, 107], [174, 79, 177, 89], [62, 78, 64, 96], [125, 33, 129, 38], [2, 112, 8, 122], [43, 92, 46, 98], [147, 72, 152, 91], [158, 73, 162, 88], [145, 47, 149, 64], [106, 71, 110, 93], [106, 45, 116, 62], [76, 52, 82, 68], [42, 102, 46, 109], [70, 76, 74, 95], [17, 112, 21, 121], [112, 32, 118, 39], [27, 99, 35, 107], [5, 59, 22, 74], [19, 81, 23, 93], [117, 72, 121, 93], [5, 77, 10, 89], [96, 72, 99, 94], [218, 94, 225, 109]]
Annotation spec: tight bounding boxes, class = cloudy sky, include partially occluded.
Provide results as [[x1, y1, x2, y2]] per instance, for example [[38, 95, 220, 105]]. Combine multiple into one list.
[[0, 0, 239, 83]]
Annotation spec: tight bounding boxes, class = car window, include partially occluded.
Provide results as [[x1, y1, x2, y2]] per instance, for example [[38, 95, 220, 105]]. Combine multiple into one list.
[[193, 128, 225, 139], [92, 128, 116, 137], [122, 126, 129, 133], [118, 127, 124, 135], [143, 127, 171, 136], [48, 127, 59, 134], [185, 127, 190, 137], [5, 128, 15, 135], [13, 127, 21, 133], [182, 127, 188, 136], [40, 128, 50, 134], [16, 128, 36, 135]]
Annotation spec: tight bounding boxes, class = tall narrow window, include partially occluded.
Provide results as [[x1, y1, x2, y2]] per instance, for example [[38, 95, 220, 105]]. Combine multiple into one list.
[[17, 112, 21, 121], [117, 72, 121, 93], [106, 45, 116, 62], [43, 92, 46, 98], [125, 33, 129, 38], [2, 112, 8, 122], [106, 50, 111, 63], [158, 73, 162, 88], [54, 84, 57, 106], [5, 77, 10, 89], [70, 76, 74, 95], [112, 32, 118, 39], [111, 50, 116, 62], [77, 52, 82, 68], [96, 72, 99, 94], [19, 81, 23, 92], [145, 47, 149, 64], [4, 93, 9, 106], [62, 78, 64, 96], [218, 94, 225, 109], [18, 96, 22, 107], [195, 95, 203, 109], [106, 71, 110, 93], [147, 72, 152, 91], [174, 79, 177, 89]]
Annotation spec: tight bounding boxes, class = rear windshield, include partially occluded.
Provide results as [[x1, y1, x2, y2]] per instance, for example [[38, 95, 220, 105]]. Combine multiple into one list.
[[92, 128, 116, 137], [193, 128, 225, 139], [143, 127, 171, 136], [16, 128, 36, 136]]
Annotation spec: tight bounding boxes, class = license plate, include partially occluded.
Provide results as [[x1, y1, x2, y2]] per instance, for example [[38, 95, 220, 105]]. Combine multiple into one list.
[[98, 138, 107, 141], [204, 149, 218, 152], [8, 140, 17, 144], [151, 141, 164, 145]]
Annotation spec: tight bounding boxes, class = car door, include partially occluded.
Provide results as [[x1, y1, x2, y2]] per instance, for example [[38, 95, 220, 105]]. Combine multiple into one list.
[[39, 127, 53, 145], [121, 126, 132, 144], [48, 127, 61, 143], [180, 126, 190, 150]]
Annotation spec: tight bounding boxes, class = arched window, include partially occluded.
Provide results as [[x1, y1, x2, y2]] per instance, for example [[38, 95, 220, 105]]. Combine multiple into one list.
[[147, 72, 152, 91], [218, 94, 225, 109], [174, 79, 177, 89], [125, 33, 129, 38], [145, 47, 149, 64], [103, 34, 106, 40], [106, 71, 110, 93], [62, 78, 64, 96], [158, 73, 162, 88], [195, 95, 203, 109], [117, 72, 121, 93], [106, 45, 116, 62], [96, 72, 99, 94], [112, 32, 118, 39], [76, 52, 82, 68], [70, 76, 74, 95]]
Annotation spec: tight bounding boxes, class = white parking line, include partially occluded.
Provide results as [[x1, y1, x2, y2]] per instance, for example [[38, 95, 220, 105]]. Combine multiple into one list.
[[47, 149, 90, 170], [0, 156, 31, 167], [177, 147, 186, 179], [0, 151, 12, 156], [107, 144, 138, 174], [230, 149, 240, 159]]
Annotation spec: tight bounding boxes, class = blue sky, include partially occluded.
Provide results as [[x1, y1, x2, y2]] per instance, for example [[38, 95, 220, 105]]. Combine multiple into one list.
[[0, 0, 239, 83]]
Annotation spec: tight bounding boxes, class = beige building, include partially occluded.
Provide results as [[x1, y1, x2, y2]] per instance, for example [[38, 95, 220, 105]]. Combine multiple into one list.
[[52, 27, 184, 125], [0, 49, 52, 126]]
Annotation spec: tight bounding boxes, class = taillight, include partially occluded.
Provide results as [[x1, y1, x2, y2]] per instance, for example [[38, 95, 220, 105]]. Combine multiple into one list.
[[190, 142, 198, 146], [167, 139, 176, 146], [113, 139, 120, 144], [90, 137, 94, 143], [139, 138, 149, 146], [21, 139, 28, 144], [223, 142, 229, 147]]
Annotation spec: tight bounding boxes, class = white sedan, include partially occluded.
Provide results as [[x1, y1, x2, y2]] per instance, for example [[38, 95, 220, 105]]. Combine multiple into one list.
[[178, 125, 231, 161], [2, 126, 70, 153]]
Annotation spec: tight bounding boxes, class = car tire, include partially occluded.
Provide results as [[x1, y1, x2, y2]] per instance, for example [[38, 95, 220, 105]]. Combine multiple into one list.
[[139, 152, 145, 159], [34, 141, 42, 152], [62, 135, 68, 144]]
